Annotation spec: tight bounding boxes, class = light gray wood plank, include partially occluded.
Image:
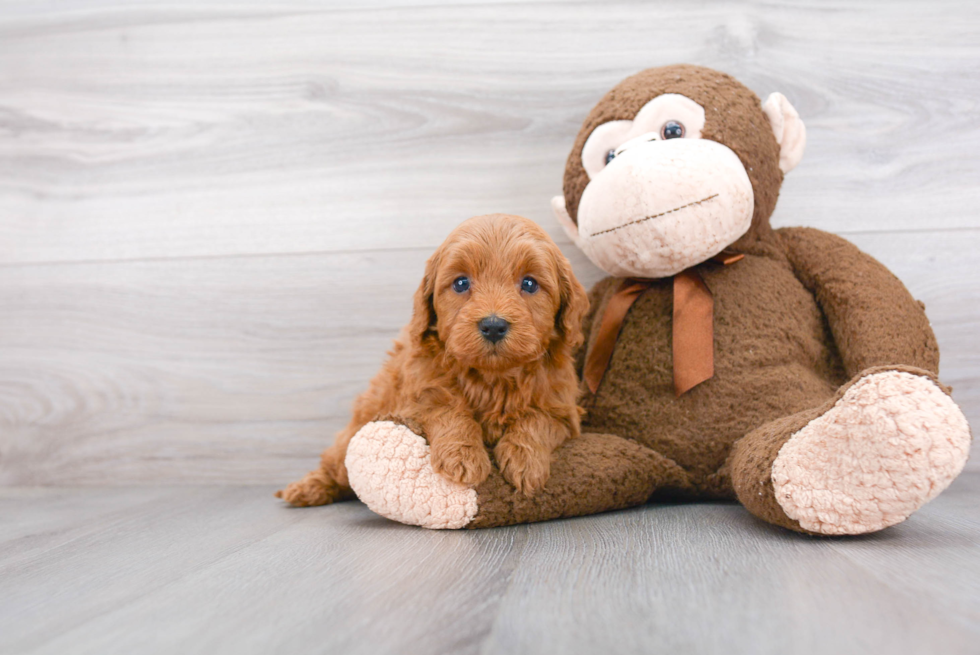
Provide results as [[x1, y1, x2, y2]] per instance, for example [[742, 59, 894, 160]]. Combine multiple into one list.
[[0, 486, 523, 655], [825, 474, 980, 637], [0, 0, 585, 25], [483, 497, 980, 655], [0, 486, 175, 554], [1, 475, 978, 655], [1, 1, 979, 265], [0, 248, 425, 485], [0, 230, 976, 485]]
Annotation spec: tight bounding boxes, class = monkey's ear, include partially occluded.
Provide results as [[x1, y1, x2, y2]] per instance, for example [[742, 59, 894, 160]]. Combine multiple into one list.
[[763, 92, 806, 174], [551, 195, 581, 243], [408, 251, 440, 345]]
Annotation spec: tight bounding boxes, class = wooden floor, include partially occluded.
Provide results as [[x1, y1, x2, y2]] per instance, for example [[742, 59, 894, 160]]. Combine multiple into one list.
[[2, 474, 979, 655]]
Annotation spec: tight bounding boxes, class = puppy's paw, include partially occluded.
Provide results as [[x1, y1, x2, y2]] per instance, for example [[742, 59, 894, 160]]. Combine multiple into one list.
[[430, 440, 492, 486], [494, 441, 551, 496], [275, 469, 344, 507]]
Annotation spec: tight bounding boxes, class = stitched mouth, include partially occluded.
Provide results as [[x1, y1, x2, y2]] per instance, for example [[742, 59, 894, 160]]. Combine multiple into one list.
[[587, 193, 719, 238]]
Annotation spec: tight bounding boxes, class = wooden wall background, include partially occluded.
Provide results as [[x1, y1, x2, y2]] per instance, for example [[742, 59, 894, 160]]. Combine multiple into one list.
[[1, 0, 977, 485]]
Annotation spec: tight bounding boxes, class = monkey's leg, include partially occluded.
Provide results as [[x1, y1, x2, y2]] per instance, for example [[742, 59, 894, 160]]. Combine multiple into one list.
[[729, 365, 971, 535], [344, 420, 690, 529]]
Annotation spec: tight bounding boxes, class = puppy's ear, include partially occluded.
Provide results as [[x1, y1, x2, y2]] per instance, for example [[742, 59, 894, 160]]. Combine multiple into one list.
[[408, 250, 441, 345], [553, 247, 589, 350]]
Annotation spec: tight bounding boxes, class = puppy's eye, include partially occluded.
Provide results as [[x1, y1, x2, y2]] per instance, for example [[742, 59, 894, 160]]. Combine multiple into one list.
[[452, 276, 470, 293], [520, 276, 539, 294], [604, 149, 616, 165], [661, 120, 685, 140]]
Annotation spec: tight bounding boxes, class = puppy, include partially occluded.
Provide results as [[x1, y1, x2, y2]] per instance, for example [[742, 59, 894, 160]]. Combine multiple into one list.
[[277, 213, 589, 506]]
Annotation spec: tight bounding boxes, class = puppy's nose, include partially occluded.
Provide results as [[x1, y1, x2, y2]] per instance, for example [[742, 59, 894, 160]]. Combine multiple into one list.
[[478, 315, 510, 344]]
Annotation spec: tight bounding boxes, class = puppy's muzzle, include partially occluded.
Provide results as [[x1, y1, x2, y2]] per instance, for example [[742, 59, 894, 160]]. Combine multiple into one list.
[[478, 315, 510, 344]]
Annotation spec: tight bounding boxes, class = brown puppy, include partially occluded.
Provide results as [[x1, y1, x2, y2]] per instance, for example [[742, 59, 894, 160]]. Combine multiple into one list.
[[277, 214, 589, 506]]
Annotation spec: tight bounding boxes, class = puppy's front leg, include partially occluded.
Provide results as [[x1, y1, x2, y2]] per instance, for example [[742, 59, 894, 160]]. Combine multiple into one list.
[[427, 409, 492, 487], [495, 411, 572, 496]]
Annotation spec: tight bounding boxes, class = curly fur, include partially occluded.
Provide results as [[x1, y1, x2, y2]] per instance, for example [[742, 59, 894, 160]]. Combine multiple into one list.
[[277, 214, 589, 506]]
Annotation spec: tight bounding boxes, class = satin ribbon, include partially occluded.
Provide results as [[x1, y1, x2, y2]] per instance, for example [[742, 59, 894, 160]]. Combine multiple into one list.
[[671, 269, 714, 396], [583, 251, 744, 397]]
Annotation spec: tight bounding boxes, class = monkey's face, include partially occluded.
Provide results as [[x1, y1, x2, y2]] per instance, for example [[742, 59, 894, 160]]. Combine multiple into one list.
[[564, 94, 753, 278], [554, 66, 805, 279]]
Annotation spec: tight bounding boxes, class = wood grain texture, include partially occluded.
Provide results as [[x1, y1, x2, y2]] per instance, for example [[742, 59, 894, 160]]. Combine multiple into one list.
[[2, 0, 979, 264], [1, 474, 978, 654], [0, 0, 978, 484]]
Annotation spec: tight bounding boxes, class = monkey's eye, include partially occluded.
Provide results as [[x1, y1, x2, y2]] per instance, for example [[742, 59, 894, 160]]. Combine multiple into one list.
[[604, 149, 616, 165], [661, 120, 685, 140], [452, 276, 470, 293], [521, 276, 539, 294]]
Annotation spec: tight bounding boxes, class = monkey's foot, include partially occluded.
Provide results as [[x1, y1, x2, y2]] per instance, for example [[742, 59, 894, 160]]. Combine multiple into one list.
[[772, 370, 971, 535], [345, 421, 479, 529]]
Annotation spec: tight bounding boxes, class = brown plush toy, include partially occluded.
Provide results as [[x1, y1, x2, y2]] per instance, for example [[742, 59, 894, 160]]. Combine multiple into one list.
[[342, 64, 972, 535]]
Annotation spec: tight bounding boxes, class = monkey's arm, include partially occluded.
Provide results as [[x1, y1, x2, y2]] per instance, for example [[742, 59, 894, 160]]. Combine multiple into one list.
[[776, 226, 939, 377]]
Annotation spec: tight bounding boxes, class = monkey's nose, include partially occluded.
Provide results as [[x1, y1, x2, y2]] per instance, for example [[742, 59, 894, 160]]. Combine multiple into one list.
[[478, 315, 510, 344]]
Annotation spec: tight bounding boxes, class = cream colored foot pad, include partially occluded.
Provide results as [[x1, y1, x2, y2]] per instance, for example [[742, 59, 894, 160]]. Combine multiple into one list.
[[773, 371, 971, 535], [346, 421, 479, 529]]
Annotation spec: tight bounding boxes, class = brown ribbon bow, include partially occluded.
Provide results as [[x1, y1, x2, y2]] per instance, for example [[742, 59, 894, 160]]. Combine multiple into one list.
[[583, 251, 744, 397]]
